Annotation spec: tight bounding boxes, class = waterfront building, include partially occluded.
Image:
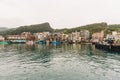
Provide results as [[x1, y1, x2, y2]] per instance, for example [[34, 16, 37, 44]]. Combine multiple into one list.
[[68, 31, 81, 43], [106, 31, 120, 44], [52, 33, 61, 41], [80, 30, 90, 42], [6, 34, 26, 43], [24, 32, 36, 45], [34, 32, 50, 41], [59, 33, 68, 42], [25, 33, 35, 41], [6, 32, 32, 40], [6, 32, 34, 43], [68, 30, 90, 43], [106, 34, 114, 40], [0, 36, 4, 41], [6, 35, 26, 40], [92, 31, 104, 43], [6, 35, 26, 43], [112, 31, 120, 44]]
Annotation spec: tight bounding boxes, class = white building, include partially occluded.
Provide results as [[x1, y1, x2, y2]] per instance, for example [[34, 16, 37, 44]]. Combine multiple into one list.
[[68, 31, 81, 43], [34, 32, 50, 41], [106, 31, 120, 44]]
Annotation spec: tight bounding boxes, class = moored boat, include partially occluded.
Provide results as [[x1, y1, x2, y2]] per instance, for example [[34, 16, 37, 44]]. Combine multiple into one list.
[[38, 40, 46, 44], [0, 41, 10, 45], [10, 40, 26, 44], [95, 43, 120, 52], [51, 41, 61, 45]]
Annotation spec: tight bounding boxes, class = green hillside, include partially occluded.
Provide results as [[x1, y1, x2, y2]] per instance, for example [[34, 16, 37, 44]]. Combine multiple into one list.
[[105, 24, 120, 34], [55, 23, 120, 38], [0, 22, 120, 38], [55, 22, 108, 36], [0, 22, 53, 36]]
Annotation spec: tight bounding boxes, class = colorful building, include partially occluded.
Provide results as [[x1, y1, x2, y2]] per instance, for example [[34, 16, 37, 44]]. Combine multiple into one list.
[[34, 32, 50, 41], [80, 30, 90, 42], [92, 31, 104, 43], [68, 31, 81, 43], [0, 36, 4, 41], [112, 31, 120, 44]]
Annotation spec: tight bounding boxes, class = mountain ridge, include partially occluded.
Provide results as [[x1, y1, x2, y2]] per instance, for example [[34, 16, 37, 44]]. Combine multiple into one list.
[[0, 22, 53, 36], [0, 22, 120, 37]]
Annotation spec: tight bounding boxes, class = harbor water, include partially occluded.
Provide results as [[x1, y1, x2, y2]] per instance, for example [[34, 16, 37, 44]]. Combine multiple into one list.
[[0, 44, 120, 80]]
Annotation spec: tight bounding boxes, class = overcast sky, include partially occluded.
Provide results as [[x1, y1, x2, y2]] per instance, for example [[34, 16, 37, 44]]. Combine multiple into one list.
[[0, 0, 120, 29]]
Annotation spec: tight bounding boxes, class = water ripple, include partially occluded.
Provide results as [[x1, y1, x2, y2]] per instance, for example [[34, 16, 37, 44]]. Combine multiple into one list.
[[0, 44, 120, 80]]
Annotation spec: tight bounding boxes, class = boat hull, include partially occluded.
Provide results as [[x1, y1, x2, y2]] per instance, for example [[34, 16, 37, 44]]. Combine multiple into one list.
[[38, 40, 46, 44], [0, 41, 10, 45], [95, 44, 120, 52], [11, 40, 26, 44], [51, 41, 61, 45]]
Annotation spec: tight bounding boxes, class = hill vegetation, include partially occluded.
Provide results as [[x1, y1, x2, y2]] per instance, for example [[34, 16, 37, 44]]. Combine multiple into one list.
[[55, 22, 108, 36], [0, 22, 120, 38], [55, 22, 120, 38], [105, 24, 120, 34], [0, 22, 53, 36]]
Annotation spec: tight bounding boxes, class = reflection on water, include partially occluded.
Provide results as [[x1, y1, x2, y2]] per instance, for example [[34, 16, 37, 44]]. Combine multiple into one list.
[[0, 44, 120, 80]]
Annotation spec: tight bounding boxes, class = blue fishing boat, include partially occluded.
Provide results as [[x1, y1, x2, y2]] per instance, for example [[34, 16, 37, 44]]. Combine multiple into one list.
[[38, 40, 46, 44], [51, 41, 61, 45]]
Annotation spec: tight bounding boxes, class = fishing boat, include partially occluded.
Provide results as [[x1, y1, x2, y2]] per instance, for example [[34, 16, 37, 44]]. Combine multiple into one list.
[[11, 40, 26, 44], [95, 43, 120, 52], [0, 36, 10, 44], [38, 40, 46, 44], [51, 41, 61, 45], [68, 40, 74, 44], [0, 41, 10, 45]]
